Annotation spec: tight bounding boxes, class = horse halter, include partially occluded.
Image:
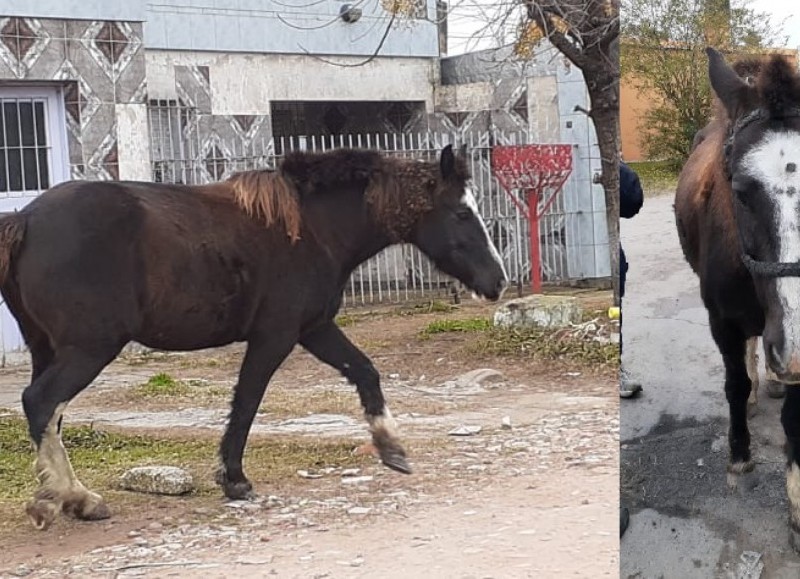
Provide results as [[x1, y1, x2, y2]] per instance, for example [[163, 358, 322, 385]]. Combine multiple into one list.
[[725, 106, 800, 278]]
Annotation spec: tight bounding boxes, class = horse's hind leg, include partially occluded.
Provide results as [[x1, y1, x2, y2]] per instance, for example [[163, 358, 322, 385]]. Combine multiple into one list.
[[21, 346, 119, 530], [300, 321, 411, 474]]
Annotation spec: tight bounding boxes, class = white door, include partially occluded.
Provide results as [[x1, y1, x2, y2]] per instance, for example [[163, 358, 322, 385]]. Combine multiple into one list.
[[0, 85, 70, 360]]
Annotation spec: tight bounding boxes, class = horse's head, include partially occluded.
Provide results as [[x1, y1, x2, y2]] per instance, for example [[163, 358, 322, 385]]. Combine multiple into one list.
[[708, 47, 800, 382], [409, 145, 508, 301]]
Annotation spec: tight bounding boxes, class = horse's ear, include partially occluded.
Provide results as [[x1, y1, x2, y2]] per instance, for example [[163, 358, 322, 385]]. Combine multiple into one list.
[[440, 145, 455, 179], [707, 47, 757, 120]]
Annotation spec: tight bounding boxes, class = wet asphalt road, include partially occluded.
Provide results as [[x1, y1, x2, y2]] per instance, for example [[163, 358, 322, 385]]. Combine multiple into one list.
[[620, 193, 800, 578]]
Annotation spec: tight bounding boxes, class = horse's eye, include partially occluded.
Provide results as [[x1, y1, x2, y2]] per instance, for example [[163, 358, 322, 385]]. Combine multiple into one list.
[[456, 209, 472, 220], [732, 183, 752, 208]]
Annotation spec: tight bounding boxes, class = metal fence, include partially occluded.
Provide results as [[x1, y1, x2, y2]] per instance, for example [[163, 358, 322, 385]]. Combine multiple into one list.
[[148, 101, 602, 306]]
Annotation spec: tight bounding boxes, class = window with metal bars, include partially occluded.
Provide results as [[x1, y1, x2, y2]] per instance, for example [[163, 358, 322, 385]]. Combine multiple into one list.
[[0, 98, 50, 193]]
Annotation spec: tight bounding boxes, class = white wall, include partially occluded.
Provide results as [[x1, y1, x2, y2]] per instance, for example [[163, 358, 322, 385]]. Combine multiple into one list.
[[146, 50, 438, 114], [116, 104, 152, 181], [143, 0, 440, 57], [0, 0, 146, 21]]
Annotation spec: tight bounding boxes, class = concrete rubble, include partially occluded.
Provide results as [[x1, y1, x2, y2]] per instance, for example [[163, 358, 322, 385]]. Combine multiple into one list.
[[493, 295, 583, 330]]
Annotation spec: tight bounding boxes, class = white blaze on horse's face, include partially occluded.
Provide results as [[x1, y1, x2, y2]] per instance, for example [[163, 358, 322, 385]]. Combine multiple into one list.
[[742, 130, 800, 375], [460, 184, 509, 296]]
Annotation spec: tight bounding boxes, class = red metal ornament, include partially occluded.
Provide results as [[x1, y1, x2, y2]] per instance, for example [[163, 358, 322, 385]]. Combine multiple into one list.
[[491, 144, 573, 293]]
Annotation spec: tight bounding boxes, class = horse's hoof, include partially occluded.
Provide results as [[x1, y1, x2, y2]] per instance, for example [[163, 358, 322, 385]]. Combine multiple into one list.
[[727, 460, 755, 475], [223, 481, 255, 501], [767, 380, 787, 399], [726, 460, 755, 490], [63, 491, 111, 521], [380, 450, 413, 475], [26, 500, 59, 531], [79, 502, 111, 521]]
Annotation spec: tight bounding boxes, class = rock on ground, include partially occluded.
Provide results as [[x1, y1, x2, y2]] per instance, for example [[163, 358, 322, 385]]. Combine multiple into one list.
[[493, 295, 583, 330], [120, 466, 194, 496]]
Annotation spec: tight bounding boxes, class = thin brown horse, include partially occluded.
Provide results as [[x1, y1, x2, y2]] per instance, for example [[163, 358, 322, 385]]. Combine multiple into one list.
[[0, 145, 508, 531], [675, 47, 800, 549]]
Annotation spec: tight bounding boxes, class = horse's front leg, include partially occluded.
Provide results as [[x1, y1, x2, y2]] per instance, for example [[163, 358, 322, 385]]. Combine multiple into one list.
[[781, 386, 800, 551], [300, 321, 411, 474], [216, 334, 297, 500], [710, 317, 753, 481]]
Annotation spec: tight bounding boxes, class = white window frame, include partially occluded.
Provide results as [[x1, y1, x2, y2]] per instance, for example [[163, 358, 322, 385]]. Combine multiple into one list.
[[0, 84, 70, 212]]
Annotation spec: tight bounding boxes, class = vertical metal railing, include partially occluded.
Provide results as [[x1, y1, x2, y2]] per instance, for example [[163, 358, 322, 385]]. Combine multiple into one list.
[[147, 101, 590, 305]]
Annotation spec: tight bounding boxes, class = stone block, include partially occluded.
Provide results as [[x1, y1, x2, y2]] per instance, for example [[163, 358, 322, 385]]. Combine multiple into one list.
[[493, 295, 583, 329]]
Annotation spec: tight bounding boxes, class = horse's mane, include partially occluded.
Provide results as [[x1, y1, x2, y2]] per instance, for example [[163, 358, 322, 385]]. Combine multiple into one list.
[[757, 54, 800, 119], [226, 148, 469, 242], [228, 169, 302, 242]]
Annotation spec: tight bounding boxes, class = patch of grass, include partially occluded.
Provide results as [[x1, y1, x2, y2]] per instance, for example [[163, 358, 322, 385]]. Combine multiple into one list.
[[626, 160, 680, 194], [128, 374, 229, 400], [473, 326, 619, 369], [419, 317, 492, 337], [0, 415, 367, 532], [132, 373, 191, 398], [335, 314, 358, 328]]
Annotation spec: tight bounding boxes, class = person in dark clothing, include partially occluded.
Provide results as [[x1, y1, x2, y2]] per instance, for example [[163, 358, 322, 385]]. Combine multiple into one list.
[[620, 160, 644, 540], [619, 161, 644, 398]]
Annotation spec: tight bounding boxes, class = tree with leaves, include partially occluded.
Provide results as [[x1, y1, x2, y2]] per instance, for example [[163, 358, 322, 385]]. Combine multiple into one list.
[[621, 0, 786, 163]]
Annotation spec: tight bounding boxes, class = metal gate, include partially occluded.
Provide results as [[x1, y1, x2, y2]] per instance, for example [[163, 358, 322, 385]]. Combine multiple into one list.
[[147, 101, 608, 306]]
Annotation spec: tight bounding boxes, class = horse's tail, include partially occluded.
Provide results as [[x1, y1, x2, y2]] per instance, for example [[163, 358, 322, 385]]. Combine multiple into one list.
[[0, 212, 26, 286]]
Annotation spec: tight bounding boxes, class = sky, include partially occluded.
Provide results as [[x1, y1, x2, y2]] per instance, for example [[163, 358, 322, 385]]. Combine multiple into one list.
[[445, 1, 519, 56], [445, 0, 800, 56], [750, 0, 800, 50]]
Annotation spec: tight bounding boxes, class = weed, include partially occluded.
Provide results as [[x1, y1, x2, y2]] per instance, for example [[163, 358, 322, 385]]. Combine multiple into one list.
[[335, 314, 358, 327], [419, 318, 492, 337], [473, 326, 619, 369], [132, 373, 191, 397]]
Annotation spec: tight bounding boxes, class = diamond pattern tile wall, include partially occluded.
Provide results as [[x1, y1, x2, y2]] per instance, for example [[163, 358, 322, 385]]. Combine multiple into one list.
[[0, 17, 147, 181]]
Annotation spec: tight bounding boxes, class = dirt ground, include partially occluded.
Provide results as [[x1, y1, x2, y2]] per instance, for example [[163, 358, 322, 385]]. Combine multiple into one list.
[[0, 295, 618, 578]]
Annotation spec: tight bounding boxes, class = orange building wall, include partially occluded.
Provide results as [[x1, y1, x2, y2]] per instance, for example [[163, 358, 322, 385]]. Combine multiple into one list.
[[620, 76, 652, 162]]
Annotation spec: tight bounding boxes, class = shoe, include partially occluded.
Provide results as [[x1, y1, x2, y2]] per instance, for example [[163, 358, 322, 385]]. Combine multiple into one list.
[[620, 369, 643, 398], [621, 506, 630, 537]]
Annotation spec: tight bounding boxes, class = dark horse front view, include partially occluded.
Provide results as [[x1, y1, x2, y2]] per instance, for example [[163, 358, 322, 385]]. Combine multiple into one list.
[[0, 144, 508, 530], [675, 47, 800, 548]]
